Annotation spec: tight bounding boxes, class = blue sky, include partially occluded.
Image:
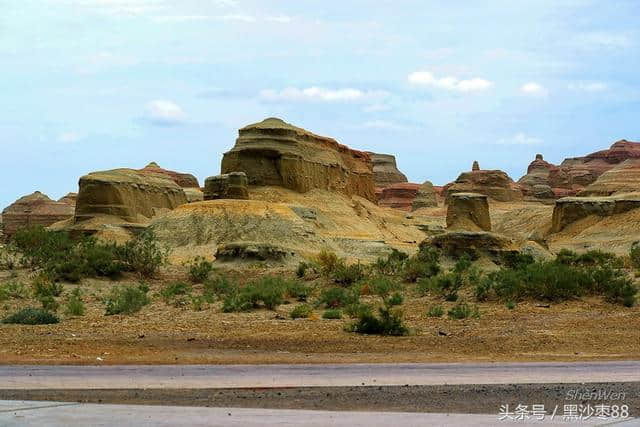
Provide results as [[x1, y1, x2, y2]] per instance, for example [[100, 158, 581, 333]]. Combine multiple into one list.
[[2, 0, 640, 208]]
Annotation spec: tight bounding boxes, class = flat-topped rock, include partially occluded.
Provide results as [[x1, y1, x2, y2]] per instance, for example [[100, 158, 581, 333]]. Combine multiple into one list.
[[411, 181, 438, 210], [551, 194, 640, 232], [445, 164, 523, 202], [2, 192, 74, 238], [75, 168, 188, 224], [367, 152, 408, 188], [221, 118, 376, 202], [378, 183, 420, 211], [446, 192, 491, 231], [204, 172, 249, 200]]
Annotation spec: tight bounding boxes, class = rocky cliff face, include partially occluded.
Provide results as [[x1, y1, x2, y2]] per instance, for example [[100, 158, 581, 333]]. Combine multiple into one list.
[[2, 192, 74, 238], [377, 183, 420, 211], [75, 168, 188, 224], [579, 159, 640, 196], [140, 162, 200, 188], [367, 152, 408, 188], [221, 118, 376, 202], [551, 194, 640, 232], [444, 162, 523, 202], [549, 140, 640, 195], [411, 181, 438, 210]]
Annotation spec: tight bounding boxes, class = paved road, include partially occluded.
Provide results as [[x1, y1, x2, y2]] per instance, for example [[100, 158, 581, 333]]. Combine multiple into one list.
[[1, 361, 640, 389], [0, 400, 630, 426]]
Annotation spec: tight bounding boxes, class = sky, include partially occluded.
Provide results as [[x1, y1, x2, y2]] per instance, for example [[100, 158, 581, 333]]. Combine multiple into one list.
[[2, 0, 640, 208]]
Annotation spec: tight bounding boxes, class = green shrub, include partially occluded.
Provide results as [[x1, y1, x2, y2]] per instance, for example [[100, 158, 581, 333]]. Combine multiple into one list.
[[204, 276, 237, 299], [347, 302, 408, 336], [39, 295, 59, 312], [120, 230, 169, 278], [283, 279, 311, 302], [296, 261, 309, 278], [316, 249, 340, 274], [447, 302, 479, 320], [474, 276, 493, 302], [631, 245, 640, 269], [290, 304, 313, 319], [222, 276, 290, 312], [186, 256, 214, 283], [322, 309, 342, 319], [386, 292, 404, 306], [453, 254, 473, 273], [32, 273, 64, 298], [104, 284, 150, 315], [2, 307, 59, 325], [191, 295, 207, 311], [403, 257, 440, 283], [501, 252, 535, 270], [344, 302, 372, 318], [332, 262, 365, 286], [370, 276, 401, 297], [161, 281, 192, 302], [11, 226, 75, 269], [65, 288, 85, 316], [505, 300, 516, 310], [373, 249, 409, 275], [0, 280, 27, 301], [427, 305, 444, 318], [319, 287, 359, 308], [420, 272, 464, 301], [416, 245, 440, 264]]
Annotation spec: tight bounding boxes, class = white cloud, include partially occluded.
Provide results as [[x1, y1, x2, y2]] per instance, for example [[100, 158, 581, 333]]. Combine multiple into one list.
[[154, 14, 292, 24], [57, 131, 81, 143], [408, 71, 492, 92], [145, 100, 186, 125], [497, 132, 542, 145], [568, 82, 608, 92], [266, 15, 293, 23], [259, 87, 388, 103], [521, 82, 548, 97]]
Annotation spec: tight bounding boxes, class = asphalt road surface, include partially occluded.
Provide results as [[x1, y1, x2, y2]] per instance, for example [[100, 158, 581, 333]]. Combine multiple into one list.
[[2, 361, 640, 389]]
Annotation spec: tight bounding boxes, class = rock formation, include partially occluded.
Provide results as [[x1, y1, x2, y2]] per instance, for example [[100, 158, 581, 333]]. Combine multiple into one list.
[[579, 159, 640, 197], [367, 152, 408, 188], [411, 181, 438, 210], [548, 140, 640, 194], [551, 194, 640, 232], [377, 183, 420, 211], [472, 160, 480, 171], [517, 154, 558, 201], [444, 162, 523, 202], [426, 231, 516, 259], [2, 192, 74, 238], [75, 168, 188, 224], [221, 118, 376, 202], [204, 172, 249, 201], [58, 193, 77, 206], [446, 193, 491, 231], [140, 162, 200, 188]]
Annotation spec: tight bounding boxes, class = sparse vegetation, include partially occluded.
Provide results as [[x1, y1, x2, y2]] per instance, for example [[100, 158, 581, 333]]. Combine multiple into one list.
[[386, 292, 404, 306], [161, 281, 192, 303], [2, 307, 59, 325], [186, 256, 214, 283], [332, 262, 365, 286], [32, 273, 64, 299], [447, 302, 480, 320], [427, 304, 444, 318], [630, 245, 640, 269], [322, 309, 342, 319], [119, 230, 169, 278], [318, 287, 359, 308], [346, 299, 409, 336], [65, 288, 85, 316], [104, 284, 150, 315], [222, 276, 300, 312], [0, 280, 27, 301], [290, 304, 313, 319]]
